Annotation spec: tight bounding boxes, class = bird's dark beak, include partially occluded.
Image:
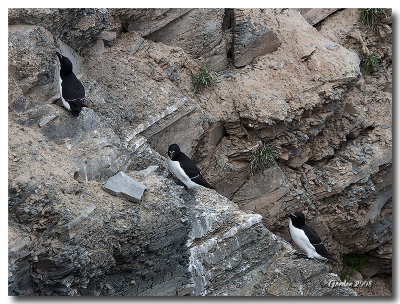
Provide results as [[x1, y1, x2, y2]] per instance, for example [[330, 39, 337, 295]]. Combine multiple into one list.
[[56, 52, 62, 60], [285, 213, 293, 219]]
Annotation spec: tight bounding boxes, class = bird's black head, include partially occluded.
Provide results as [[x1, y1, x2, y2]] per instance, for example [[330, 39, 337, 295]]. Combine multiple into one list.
[[285, 211, 306, 228], [56, 52, 73, 76], [168, 144, 181, 160]]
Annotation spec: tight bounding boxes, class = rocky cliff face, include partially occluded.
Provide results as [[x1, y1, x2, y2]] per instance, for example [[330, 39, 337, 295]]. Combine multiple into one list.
[[8, 8, 391, 296]]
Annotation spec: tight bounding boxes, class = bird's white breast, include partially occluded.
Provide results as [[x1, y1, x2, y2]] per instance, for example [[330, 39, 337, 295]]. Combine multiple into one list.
[[167, 157, 199, 189], [58, 77, 70, 111], [289, 220, 325, 259]]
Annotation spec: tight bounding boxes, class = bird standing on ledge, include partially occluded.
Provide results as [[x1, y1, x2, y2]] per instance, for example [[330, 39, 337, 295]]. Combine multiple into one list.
[[286, 211, 337, 262], [56, 52, 86, 117], [167, 144, 215, 190]]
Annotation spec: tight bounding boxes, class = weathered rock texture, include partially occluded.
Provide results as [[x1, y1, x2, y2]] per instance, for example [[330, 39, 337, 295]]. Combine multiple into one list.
[[8, 25, 58, 96], [232, 9, 281, 67], [187, 188, 355, 296], [110, 8, 284, 71], [9, 7, 391, 296], [103, 172, 146, 202], [302, 8, 341, 26], [111, 8, 191, 36], [8, 8, 109, 54], [192, 10, 391, 284], [147, 9, 225, 59]]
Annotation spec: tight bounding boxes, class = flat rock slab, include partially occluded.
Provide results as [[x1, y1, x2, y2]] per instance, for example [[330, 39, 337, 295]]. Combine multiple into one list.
[[302, 8, 341, 26], [39, 110, 59, 128], [104, 172, 146, 202]]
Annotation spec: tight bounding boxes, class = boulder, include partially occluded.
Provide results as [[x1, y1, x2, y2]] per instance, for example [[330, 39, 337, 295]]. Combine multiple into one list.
[[38, 109, 59, 128], [103, 172, 146, 202], [100, 30, 117, 46], [8, 8, 109, 54], [8, 25, 57, 96], [301, 8, 341, 26]]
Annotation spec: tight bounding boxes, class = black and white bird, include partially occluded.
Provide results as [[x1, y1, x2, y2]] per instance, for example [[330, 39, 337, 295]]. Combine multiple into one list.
[[56, 52, 86, 117], [167, 144, 215, 189], [286, 211, 337, 262]]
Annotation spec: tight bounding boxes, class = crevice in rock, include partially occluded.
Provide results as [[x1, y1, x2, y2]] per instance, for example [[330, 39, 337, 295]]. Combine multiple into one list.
[[328, 123, 375, 161], [222, 9, 234, 30], [228, 174, 252, 200], [144, 9, 192, 39], [313, 9, 345, 29], [192, 121, 228, 165], [223, 9, 235, 56], [121, 23, 129, 33], [304, 154, 335, 168], [226, 49, 232, 60]]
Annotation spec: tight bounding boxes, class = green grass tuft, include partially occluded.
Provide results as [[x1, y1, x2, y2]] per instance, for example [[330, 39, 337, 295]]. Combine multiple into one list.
[[192, 66, 215, 93], [250, 141, 279, 174], [359, 8, 386, 28], [340, 255, 369, 281], [361, 51, 380, 73]]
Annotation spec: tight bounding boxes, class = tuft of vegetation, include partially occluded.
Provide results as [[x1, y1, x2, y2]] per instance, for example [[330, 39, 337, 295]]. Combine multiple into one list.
[[339, 255, 369, 281], [250, 141, 279, 174], [192, 66, 215, 93], [359, 8, 386, 28], [361, 51, 380, 73]]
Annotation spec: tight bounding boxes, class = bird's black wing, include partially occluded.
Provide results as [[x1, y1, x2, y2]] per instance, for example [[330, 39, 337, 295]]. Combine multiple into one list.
[[302, 225, 322, 244], [303, 225, 336, 261], [61, 74, 85, 103], [178, 153, 215, 189], [191, 175, 215, 189], [313, 243, 337, 262]]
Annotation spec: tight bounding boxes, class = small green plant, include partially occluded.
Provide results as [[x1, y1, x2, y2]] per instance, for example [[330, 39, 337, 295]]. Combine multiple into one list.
[[250, 141, 279, 174], [361, 51, 380, 73], [192, 67, 215, 93], [339, 255, 369, 281], [359, 8, 386, 28]]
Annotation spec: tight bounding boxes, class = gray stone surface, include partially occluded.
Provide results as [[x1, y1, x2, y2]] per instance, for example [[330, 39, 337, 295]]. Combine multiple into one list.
[[187, 187, 356, 296], [8, 74, 30, 112], [232, 165, 289, 215], [130, 37, 144, 54], [111, 8, 191, 37], [198, 36, 230, 71], [232, 9, 281, 67], [8, 8, 109, 54], [39, 110, 59, 128], [147, 9, 225, 58], [100, 30, 117, 46], [8, 161, 193, 296], [8, 8, 391, 297], [8, 25, 58, 96], [104, 172, 146, 202], [302, 8, 341, 26], [145, 108, 205, 158]]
